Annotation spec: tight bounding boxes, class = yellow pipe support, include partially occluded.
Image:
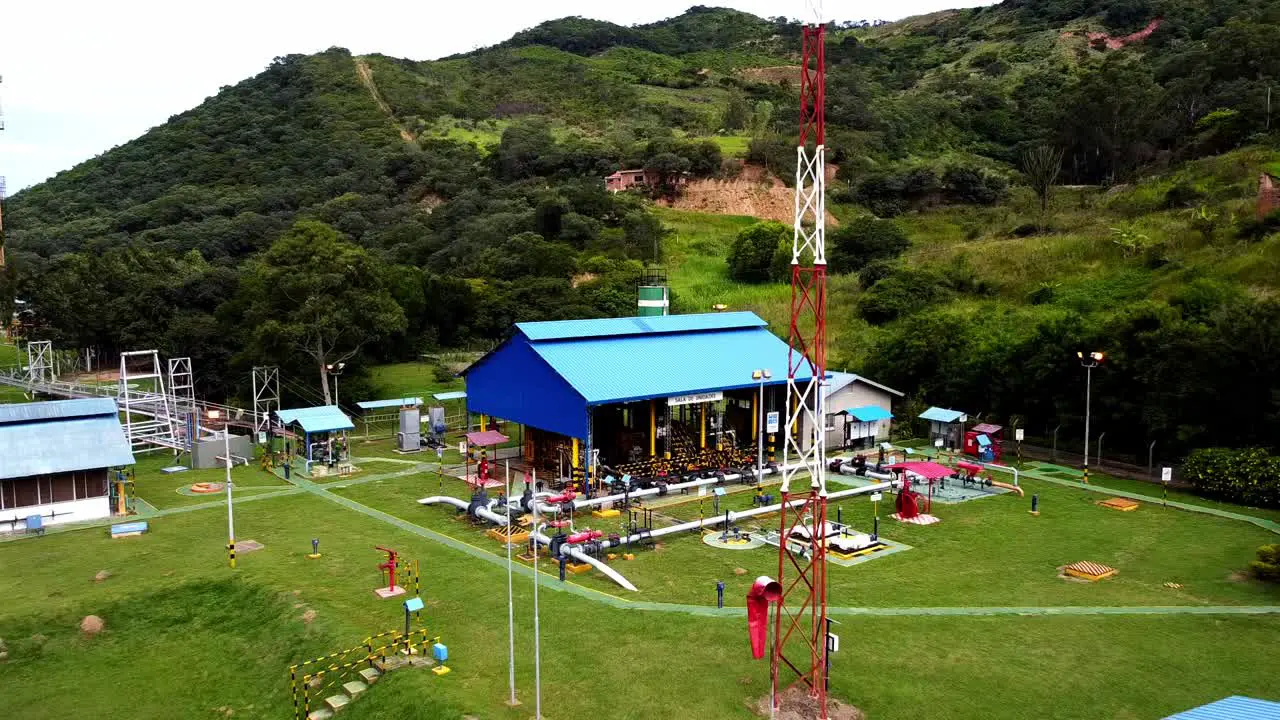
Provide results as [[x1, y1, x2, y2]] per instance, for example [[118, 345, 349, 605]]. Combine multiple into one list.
[[752, 394, 758, 442], [700, 403, 706, 449], [649, 400, 656, 457], [572, 438, 580, 487], [480, 414, 487, 432]]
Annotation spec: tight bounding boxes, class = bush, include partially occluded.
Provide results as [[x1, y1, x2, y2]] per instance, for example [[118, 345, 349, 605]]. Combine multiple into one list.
[[828, 216, 911, 274], [1251, 544, 1280, 582], [1235, 210, 1280, 241], [942, 165, 1007, 205], [727, 221, 789, 283], [858, 267, 949, 324], [1182, 447, 1280, 509], [1163, 182, 1204, 209]]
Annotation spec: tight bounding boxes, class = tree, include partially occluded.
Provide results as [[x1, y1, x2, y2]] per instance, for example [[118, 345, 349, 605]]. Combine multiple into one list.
[[750, 100, 775, 135], [644, 152, 691, 199], [722, 92, 750, 131], [239, 221, 406, 404], [728, 221, 789, 283], [828, 216, 910, 274], [1021, 145, 1064, 221]]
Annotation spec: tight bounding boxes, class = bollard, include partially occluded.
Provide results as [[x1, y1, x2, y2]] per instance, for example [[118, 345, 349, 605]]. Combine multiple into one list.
[[558, 556, 567, 582], [837, 506, 842, 526], [716, 580, 725, 609], [1030, 494, 1040, 516], [872, 515, 879, 541], [307, 538, 321, 559]]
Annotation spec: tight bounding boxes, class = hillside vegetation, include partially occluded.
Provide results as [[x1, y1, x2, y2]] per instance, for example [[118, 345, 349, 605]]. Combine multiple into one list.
[[1, 1, 1279, 458]]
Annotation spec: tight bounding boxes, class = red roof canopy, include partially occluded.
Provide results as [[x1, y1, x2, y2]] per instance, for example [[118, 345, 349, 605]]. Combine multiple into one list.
[[971, 423, 1003, 434], [884, 461, 954, 480], [465, 430, 509, 447]]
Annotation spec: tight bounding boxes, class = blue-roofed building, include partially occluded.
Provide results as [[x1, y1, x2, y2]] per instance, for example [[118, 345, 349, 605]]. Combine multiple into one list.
[[919, 406, 969, 450], [463, 312, 897, 486], [275, 406, 355, 464], [0, 398, 135, 531], [1165, 696, 1280, 719], [823, 371, 902, 451]]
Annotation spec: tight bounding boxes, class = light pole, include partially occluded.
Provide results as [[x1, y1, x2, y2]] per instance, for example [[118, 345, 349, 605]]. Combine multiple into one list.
[[753, 369, 773, 484], [1077, 351, 1104, 485], [504, 463, 518, 707], [208, 409, 235, 568], [531, 468, 543, 720], [326, 362, 346, 407]]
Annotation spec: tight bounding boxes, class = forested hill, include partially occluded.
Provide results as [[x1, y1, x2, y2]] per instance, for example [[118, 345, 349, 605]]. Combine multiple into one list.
[[1, 1, 1279, 454]]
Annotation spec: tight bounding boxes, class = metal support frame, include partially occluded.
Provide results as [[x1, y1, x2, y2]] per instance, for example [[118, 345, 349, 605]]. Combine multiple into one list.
[[774, 21, 831, 719], [119, 350, 180, 452], [252, 366, 281, 436], [167, 357, 196, 452], [26, 340, 53, 383]]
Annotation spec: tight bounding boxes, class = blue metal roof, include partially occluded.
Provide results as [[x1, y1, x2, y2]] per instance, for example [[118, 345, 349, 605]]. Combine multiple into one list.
[[920, 407, 965, 423], [355, 398, 422, 410], [1165, 696, 1280, 719], [275, 406, 355, 434], [0, 397, 121, 424], [432, 391, 467, 401], [517, 312, 766, 342], [530, 327, 807, 405], [0, 399, 134, 480], [843, 405, 893, 422]]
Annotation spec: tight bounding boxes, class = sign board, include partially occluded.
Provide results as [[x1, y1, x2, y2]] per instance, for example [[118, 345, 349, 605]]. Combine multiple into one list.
[[1161, 467, 1172, 483], [1015, 428, 1025, 442], [870, 493, 882, 503], [436, 447, 443, 459], [257, 431, 267, 445], [766, 411, 780, 434], [458, 441, 466, 454], [934, 439, 944, 448], [404, 596, 425, 613], [827, 633, 840, 653], [668, 391, 723, 407], [713, 487, 726, 496]]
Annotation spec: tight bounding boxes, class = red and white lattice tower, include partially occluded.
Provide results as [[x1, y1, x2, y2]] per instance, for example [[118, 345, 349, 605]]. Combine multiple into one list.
[[772, 19, 829, 719]]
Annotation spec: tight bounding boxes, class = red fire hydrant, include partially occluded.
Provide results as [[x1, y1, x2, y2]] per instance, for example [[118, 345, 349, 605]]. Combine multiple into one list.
[[376, 545, 400, 591]]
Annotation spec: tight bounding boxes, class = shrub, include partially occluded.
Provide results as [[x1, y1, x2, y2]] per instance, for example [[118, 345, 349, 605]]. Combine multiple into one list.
[[1182, 447, 1280, 509], [727, 221, 789, 283], [828, 216, 911, 274], [1163, 182, 1204, 209], [942, 165, 1007, 205], [1251, 544, 1280, 582], [1235, 210, 1280, 241]]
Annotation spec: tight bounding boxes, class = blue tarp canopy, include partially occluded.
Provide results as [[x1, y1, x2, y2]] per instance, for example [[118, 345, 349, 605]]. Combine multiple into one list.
[[355, 398, 422, 410], [276, 406, 354, 434], [976, 434, 992, 447], [841, 405, 893, 422], [464, 312, 811, 439], [919, 406, 965, 423], [432, 391, 467, 401], [0, 399, 135, 480], [1165, 696, 1280, 719]]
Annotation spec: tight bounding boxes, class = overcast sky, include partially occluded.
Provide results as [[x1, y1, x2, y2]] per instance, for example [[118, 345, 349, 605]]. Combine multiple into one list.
[[0, 0, 993, 193]]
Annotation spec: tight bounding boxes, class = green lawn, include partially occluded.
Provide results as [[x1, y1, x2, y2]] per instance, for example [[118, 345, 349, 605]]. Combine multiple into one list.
[[708, 134, 752, 157], [129, 453, 291, 510], [2, 456, 1278, 719], [367, 361, 465, 401]]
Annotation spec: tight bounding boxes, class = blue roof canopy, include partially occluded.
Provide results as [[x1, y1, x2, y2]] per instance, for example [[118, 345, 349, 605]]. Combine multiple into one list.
[[276, 406, 354, 434], [0, 399, 135, 480], [920, 407, 965, 423], [842, 405, 893, 422], [464, 312, 813, 439], [432, 391, 467, 401], [355, 398, 422, 410], [1165, 696, 1280, 719], [976, 434, 992, 447]]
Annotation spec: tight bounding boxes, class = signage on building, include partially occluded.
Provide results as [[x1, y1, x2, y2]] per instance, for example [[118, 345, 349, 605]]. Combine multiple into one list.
[[766, 411, 780, 434], [668, 391, 723, 407]]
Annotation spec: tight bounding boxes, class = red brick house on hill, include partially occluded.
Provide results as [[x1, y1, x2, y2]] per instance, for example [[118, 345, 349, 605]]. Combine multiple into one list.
[[1259, 174, 1280, 219]]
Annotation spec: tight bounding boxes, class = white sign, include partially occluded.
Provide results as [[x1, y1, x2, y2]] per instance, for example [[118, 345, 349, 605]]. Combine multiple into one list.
[[668, 391, 723, 407], [257, 431, 267, 445], [934, 438, 944, 448], [827, 633, 840, 653], [1161, 467, 1172, 483], [766, 411, 780, 434], [436, 447, 444, 459], [458, 441, 466, 454], [870, 493, 882, 503], [1015, 428, 1025, 442]]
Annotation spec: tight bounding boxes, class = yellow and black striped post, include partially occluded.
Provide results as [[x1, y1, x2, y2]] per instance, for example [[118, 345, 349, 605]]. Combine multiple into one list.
[[290, 665, 299, 720], [228, 540, 236, 569]]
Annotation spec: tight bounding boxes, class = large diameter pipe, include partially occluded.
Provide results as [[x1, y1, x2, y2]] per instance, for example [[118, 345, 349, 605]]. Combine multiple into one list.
[[538, 463, 803, 514]]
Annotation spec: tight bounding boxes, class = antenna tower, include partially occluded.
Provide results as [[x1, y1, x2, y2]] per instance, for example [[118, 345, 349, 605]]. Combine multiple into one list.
[[773, 18, 830, 719]]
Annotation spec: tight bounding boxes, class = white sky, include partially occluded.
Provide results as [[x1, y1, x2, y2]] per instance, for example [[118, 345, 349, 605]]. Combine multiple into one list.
[[0, 0, 993, 192]]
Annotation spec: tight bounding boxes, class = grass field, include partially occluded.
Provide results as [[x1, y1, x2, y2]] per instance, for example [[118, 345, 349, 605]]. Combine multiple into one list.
[[2, 444, 1279, 720]]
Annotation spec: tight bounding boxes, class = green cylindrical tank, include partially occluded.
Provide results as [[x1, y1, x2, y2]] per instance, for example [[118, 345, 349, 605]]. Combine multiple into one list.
[[638, 285, 669, 317]]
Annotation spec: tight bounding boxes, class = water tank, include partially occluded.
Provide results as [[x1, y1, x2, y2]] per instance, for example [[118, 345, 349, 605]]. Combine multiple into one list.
[[638, 267, 669, 317]]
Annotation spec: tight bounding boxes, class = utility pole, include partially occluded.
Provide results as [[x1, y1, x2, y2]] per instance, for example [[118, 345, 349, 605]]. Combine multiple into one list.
[[1077, 351, 1103, 484], [504, 463, 518, 707]]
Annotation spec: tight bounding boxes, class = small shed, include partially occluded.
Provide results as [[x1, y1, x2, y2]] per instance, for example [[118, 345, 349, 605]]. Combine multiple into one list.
[[0, 399, 135, 530], [964, 422, 1003, 462], [919, 407, 967, 450], [276, 406, 354, 463]]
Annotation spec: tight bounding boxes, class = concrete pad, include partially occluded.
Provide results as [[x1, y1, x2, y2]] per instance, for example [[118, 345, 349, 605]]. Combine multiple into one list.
[[323, 693, 350, 712], [374, 585, 406, 598], [342, 680, 367, 697], [358, 667, 381, 685]]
